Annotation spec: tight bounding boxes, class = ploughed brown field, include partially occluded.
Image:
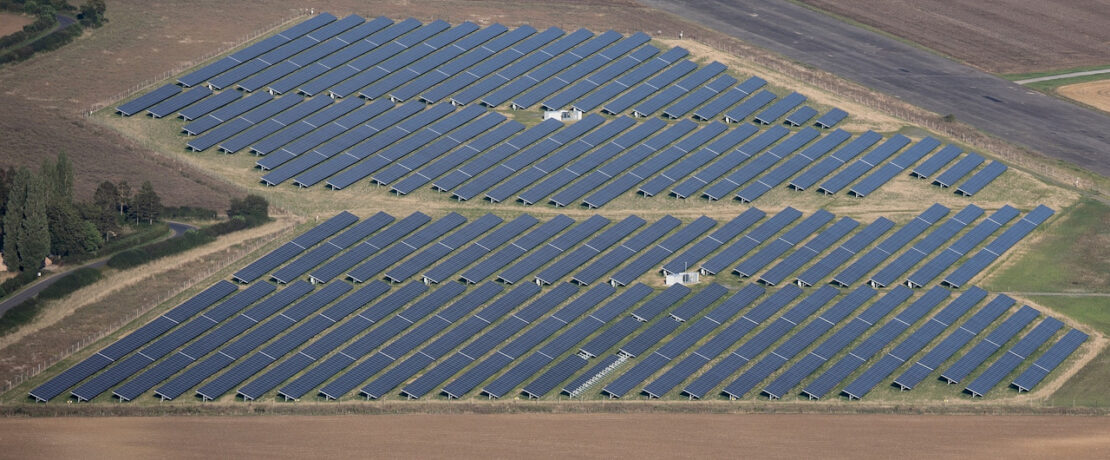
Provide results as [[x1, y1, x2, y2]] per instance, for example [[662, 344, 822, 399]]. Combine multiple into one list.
[[0, 12, 33, 36], [1, 414, 1109, 458], [799, 0, 1110, 74]]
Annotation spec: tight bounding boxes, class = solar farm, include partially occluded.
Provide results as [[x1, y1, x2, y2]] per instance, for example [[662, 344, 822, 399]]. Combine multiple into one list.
[[19, 11, 1100, 408]]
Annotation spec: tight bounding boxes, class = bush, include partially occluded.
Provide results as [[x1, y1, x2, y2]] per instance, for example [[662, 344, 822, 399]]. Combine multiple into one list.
[[0, 297, 40, 334], [55, 222, 167, 265], [38, 267, 101, 300], [0, 271, 37, 300], [163, 206, 219, 220], [104, 216, 263, 270]]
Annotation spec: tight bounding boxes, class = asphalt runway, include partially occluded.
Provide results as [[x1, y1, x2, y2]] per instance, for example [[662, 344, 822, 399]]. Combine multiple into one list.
[[638, 0, 1110, 177]]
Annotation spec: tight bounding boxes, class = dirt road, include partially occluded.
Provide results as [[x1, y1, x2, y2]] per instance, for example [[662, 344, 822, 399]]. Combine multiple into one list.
[[1, 414, 1108, 458]]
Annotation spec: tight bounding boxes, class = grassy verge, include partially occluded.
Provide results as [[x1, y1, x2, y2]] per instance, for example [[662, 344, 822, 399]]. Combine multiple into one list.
[[983, 198, 1110, 293], [1022, 73, 1110, 93], [1029, 296, 1110, 407], [1003, 65, 1110, 82]]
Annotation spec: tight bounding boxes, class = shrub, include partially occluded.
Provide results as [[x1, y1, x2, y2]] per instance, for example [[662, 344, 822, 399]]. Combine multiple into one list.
[[38, 267, 101, 300]]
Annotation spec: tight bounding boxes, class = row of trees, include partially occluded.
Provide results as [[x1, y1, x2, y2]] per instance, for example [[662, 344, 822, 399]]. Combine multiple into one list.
[[0, 153, 162, 273]]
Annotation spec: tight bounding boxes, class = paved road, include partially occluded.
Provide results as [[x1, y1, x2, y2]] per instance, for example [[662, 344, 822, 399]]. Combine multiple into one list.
[[0, 221, 196, 317], [638, 0, 1110, 177], [1015, 69, 1110, 85]]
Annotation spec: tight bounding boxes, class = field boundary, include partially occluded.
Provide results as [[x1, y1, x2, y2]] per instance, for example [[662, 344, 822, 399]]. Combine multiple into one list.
[[83, 10, 311, 115]]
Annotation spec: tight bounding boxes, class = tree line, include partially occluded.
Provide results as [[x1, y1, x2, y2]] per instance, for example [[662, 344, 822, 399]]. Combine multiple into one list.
[[0, 152, 162, 274]]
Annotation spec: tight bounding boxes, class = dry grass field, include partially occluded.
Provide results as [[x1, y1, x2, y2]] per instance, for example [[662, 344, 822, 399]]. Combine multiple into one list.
[[798, 0, 1110, 74], [1, 414, 1109, 458], [1058, 79, 1110, 114]]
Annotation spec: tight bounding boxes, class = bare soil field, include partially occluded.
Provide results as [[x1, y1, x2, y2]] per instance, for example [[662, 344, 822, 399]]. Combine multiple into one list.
[[1058, 79, 1110, 114], [1, 414, 1109, 459], [799, 0, 1110, 74], [0, 12, 33, 36]]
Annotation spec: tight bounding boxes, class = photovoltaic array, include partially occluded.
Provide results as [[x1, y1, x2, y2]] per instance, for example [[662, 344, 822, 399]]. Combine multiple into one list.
[[32, 204, 1080, 404], [115, 13, 1008, 206]]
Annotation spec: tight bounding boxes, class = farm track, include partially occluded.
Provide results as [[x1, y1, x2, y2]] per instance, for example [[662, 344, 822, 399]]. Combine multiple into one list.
[[636, 0, 1110, 177]]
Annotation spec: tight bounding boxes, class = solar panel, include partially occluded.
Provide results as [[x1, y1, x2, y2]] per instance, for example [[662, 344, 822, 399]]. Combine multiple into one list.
[[186, 95, 302, 151], [1012, 328, 1087, 392], [358, 24, 509, 100], [370, 113, 507, 186], [308, 212, 430, 284], [294, 18, 431, 97], [734, 209, 835, 278], [480, 284, 648, 398], [910, 145, 961, 179], [801, 286, 945, 399], [460, 215, 574, 284], [510, 32, 650, 110], [753, 92, 806, 124], [420, 26, 565, 104], [233, 211, 359, 283], [840, 287, 987, 400], [218, 96, 334, 153], [788, 130, 883, 191], [711, 286, 869, 399], [816, 134, 911, 195], [814, 108, 848, 129], [601, 59, 697, 115], [637, 123, 758, 197], [678, 285, 818, 399], [29, 281, 239, 402], [146, 87, 212, 119], [321, 282, 502, 399], [571, 46, 689, 112], [723, 90, 776, 123], [759, 217, 858, 286], [255, 98, 403, 170], [893, 293, 1015, 390], [450, 28, 594, 106], [868, 204, 984, 288], [432, 118, 563, 193], [847, 136, 941, 197], [384, 214, 503, 283], [632, 61, 727, 117], [955, 161, 1007, 196], [692, 76, 767, 121], [965, 316, 1063, 397], [400, 284, 578, 398], [520, 118, 667, 205], [571, 216, 680, 285], [499, 215, 610, 284], [346, 212, 468, 283], [452, 114, 605, 201], [663, 208, 766, 275], [117, 84, 181, 116], [262, 17, 397, 94], [659, 72, 737, 119], [486, 116, 636, 203], [671, 125, 791, 199], [933, 153, 984, 187], [249, 98, 364, 156], [482, 28, 623, 107], [326, 21, 470, 98], [392, 121, 525, 195], [906, 205, 1019, 288], [575, 120, 718, 208], [736, 128, 852, 203], [609, 216, 717, 286], [439, 284, 613, 398], [763, 286, 908, 399], [941, 205, 1054, 288], [540, 45, 660, 111], [183, 92, 271, 135], [423, 215, 538, 284], [535, 215, 645, 285], [703, 126, 820, 201], [939, 305, 1040, 384], [795, 217, 893, 287], [831, 203, 949, 287], [390, 25, 539, 102], [271, 212, 395, 284], [700, 207, 802, 275], [784, 106, 819, 127]]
